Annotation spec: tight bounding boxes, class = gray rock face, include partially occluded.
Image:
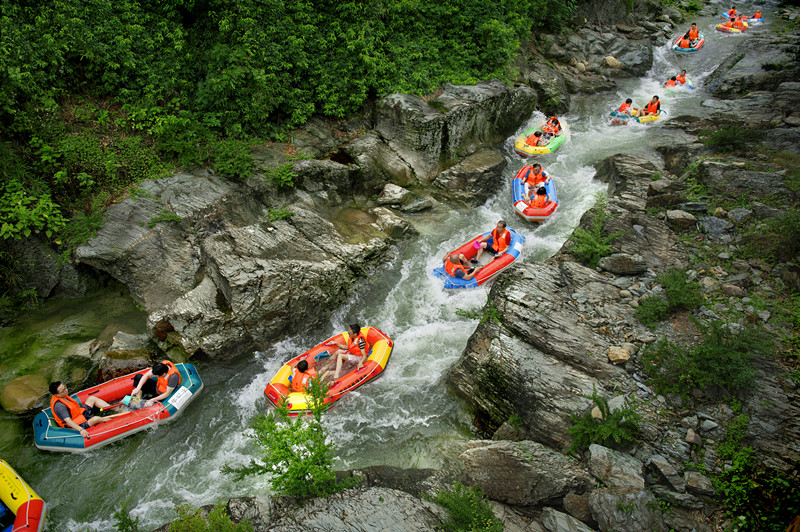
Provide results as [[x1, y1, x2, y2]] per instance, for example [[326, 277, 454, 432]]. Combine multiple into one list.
[[695, 161, 790, 202], [376, 80, 536, 181], [432, 149, 507, 206], [597, 253, 647, 275], [588, 444, 645, 489], [459, 440, 594, 506], [540, 506, 596, 532], [587, 487, 667, 532], [647, 454, 686, 493]]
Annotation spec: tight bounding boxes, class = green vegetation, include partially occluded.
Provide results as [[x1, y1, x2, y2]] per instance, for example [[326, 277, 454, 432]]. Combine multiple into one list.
[[565, 193, 624, 268], [112, 500, 250, 532], [739, 209, 800, 264], [641, 321, 773, 400], [635, 268, 704, 328], [147, 209, 182, 229], [456, 300, 502, 324], [430, 482, 503, 532], [702, 126, 748, 152], [112, 499, 140, 532], [266, 208, 294, 222], [567, 387, 641, 454], [223, 376, 356, 498], [213, 140, 255, 181], [265, 162, 296, 189]]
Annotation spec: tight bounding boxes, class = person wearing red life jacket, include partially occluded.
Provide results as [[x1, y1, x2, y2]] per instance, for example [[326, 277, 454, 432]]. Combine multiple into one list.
[[443, 254, 483, 280], [475, 220, 511, 263], [637, 95, 661, 117], [728, 7, 736, 18], [618, 98, 633, 115], [676, 70, 687, 85], [751, 11, 761, 19], [328, 323, 371, 379], [542, 117, 562, 140], [526, 130, 543, 146], [522, 163, 549, 200], [131, 360, 182, 408], [664, 76, 677, 88], [291, 359, 317, 393], [49, 381, 117, 439]]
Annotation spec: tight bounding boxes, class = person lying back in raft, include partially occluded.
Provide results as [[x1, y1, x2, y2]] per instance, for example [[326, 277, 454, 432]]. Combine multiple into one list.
[[327, 323, 370, 380], [290, 359, 317, 393], [474, 220, 511, 263], [131, 360, 181, 408], [444, 254, 483, 281], [521, 163, 549, 201], [49, 381, 117, 439], [636, 95, 661, 117], [525, 130, 544, 146]]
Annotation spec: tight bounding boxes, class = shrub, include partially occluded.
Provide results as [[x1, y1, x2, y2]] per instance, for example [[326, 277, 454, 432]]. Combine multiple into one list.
[[266, 208, 293, 222], [112, 499, 140, 532], [431, 482, 503, 532], [265, 163, 296, 188], [566, 193, 624, 268], [659, 268, 704, 310], [739, 210, 800, 264], [703, 126, 748, 153], [223, 377, 356, 499], [567, 387, 640, 454], [213, 139, 255, 181], [147, 209, 182, 229], [169, 503, 251, 532], [635, 295, 671, 328], [456, 300, 501, 324]]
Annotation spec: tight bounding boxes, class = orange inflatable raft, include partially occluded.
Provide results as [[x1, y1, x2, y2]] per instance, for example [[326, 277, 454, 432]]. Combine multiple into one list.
[[263, 327, 393, 415]]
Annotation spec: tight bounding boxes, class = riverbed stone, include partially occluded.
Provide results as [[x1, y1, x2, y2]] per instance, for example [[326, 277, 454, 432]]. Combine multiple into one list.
[[0, 374, 49, 413], [598, 253, 647, 275], [666, 210, 697, 230], [432, 149, 507, 206], [685, 471, 715, 496], [376, 183, 414, 206]]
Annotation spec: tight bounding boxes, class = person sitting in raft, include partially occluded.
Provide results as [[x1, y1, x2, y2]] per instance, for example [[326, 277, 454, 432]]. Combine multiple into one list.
[[618, 98, 634, 115], [525, 130, 544, 146], [727, 6, 736, 18], [328, 323, 370, 380], [529, 187, 549, 209], [522, 163, 549, 200], [49, 381, 117, 439], [290, 359, 317, 392], [474, 220, 511, 263], [678, 32, 692, 48], [664, 76, 678, 88], [131, 360, 181, 408], [542, 117, 562, 140], [676, 70, 688, 85], [688, 23, 700, 40], [444, 254, 483, 280], [751, 10, 761, 19], [636, 95, 661, 117]]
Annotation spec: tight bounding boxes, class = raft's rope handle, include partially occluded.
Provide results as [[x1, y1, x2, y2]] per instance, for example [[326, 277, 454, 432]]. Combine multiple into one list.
[[1, 460, 39, 532]]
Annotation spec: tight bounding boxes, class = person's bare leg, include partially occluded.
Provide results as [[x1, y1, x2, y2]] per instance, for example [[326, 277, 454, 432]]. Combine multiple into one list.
[[85, 396, 112, 409], [333, 354, 345, 379]]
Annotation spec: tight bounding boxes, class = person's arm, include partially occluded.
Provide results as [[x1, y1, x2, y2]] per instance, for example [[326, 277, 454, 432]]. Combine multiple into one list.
[[64, 416, 90, 439], [145, 373, 179, 407], [132, 370, 153, 397]]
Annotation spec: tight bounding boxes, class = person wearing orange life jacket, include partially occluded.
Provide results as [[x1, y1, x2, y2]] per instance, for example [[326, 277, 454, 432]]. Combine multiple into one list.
[[529, 187, 549, 209], [678, 33, 692, 48], [751, 11, 761, 19], [542, 117, 562, 140], [328, 323, 370, 379], [131, 360, 182, 408], [618, 98, 633, 115], [637, 95, 661, 117], [728, 7, 736, 18], [676, 70, 687, 85], [688, 23, 700, 40], [290, 359, 317, 393], [49, 381, 116, 439], [443, 254, 482, 280], [664, 76, 677, 88], [475, 220, 511, 263], [526, 130, 544, 146], [522, 163, 549, 200]]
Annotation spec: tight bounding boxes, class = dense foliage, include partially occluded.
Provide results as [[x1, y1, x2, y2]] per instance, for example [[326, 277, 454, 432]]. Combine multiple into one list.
[[431, 482, 504, 532], [635, 268, 704, 328], [567, 387, 641, 454], [565, 192, 624, 268]]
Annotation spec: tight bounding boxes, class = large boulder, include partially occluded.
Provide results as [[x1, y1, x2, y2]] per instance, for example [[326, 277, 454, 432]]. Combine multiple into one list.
[[432, 149, 507, 206], [0, 374, 49, 413]]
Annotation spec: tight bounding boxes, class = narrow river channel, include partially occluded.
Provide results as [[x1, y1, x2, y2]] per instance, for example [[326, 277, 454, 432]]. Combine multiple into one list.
[[1, 6, 777, 529]]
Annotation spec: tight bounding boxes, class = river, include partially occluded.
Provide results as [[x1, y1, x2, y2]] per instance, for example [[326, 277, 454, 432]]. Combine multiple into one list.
[[0, 6, 775, 530]]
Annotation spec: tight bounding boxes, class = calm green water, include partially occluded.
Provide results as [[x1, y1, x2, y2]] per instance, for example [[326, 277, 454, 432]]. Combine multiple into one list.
[[1, 9, 774, 530]]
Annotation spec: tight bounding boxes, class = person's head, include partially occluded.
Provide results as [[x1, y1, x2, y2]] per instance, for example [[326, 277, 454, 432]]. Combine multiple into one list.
[[297, 359, 309, 373], [691, 22, 697, 27], [348, 323, 361, 336], [152, 362, 168, 376], [532, 163, 542, 171], [671, 76, 677, 81], [49, 381, 66, 396], [681, 69, 686, 75], [652, 95, 659, 101], [449, 254, 461, 264], [534, 131, 542, 137], [625, 98, 633, 104], [496, 220, 507, 231], [536, 187, 547, 196]]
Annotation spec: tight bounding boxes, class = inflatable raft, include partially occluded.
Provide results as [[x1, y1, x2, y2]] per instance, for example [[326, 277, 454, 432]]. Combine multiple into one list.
[[432, 227, 525, 290], [665, 79, 694, 93], [0, 459, 46, 532], [263, 327, 393, 415], [514, 126, 567, 157], [672, 33, 705, 52], [721, 12, 761, 23], [609, 110, 632, 125], [632, 109, 665, 123], [512, 166, 558, 222], [33, 363, 203, 453], [716, 21, 748, 33]]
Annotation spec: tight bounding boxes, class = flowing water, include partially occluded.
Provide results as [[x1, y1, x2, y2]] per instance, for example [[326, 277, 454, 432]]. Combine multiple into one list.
[[1, 6, 777, 530]]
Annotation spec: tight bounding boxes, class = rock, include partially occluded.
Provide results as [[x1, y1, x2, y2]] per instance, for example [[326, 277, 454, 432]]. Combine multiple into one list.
[[721, 284, 745, 297], [97, 349, 153, 382], [432, 149, 507, 206], [685, 428, 702, 446], [587, 487, 667, 532], [492, 421, 527, 442], [684, 471, 715, 496], [647, 455, 686, 493], [665, 210, 697, 230], [588, 444, 645, 489], [607, 346, 630, 365], [680, 415, 698, 430], [0, 375, 49, 413], [576, 62, 586, 73], [563, 492, 595, 528], [594, 154, 662, 197], [459, 440, 594, 506], [376, 183, 414, 206], [346, 132, 415, 187], [598, 254, 647, 275], [540, 507, 596, 532], [650, 485, 703, 510], [602, 55, 623, 69], [399, 197, 435, 213], [697, 216, 734, 237]]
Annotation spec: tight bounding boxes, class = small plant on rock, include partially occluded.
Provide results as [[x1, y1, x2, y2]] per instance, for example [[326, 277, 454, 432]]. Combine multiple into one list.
[[566, 193, 624, 268], [567, 387, 640, 454], [703, 125, 748, 153], [430, 482, 503, 532]]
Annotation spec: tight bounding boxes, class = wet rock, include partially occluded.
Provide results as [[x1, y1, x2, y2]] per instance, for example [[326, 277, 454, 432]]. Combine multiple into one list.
[[400, 197, 435, 213], [432, 149, 507, 206], [588, 444, 644, 488], [587, 487, 667, 532], [97, 349, 153, 382], [0, 375, 49, 413], [376, 183, 414, 206]]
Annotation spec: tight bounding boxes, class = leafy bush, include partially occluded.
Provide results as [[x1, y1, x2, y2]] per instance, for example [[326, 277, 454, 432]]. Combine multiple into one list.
[[703, 126, 748, 153], [213, 139, 255, 180], [739, 210, 800, 264], [266, 208, 293, 222], [641, 321, 771, 398], [169, 503, 251, 532], [112, 499, 140, 532], [431, 482, 503, 532], [224, 377, 355, 499], [635, 295, 671, 328], [567, 387, 640, 454], [455, 300, 502, 324], [659, 268, 704, 310], [566, 193, 624, 268], [265, 163, 296, 189]]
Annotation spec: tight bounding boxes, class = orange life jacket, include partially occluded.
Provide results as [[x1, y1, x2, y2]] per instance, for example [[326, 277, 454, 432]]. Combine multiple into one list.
[[522, 167, 547, 186], [618, 102, 631, 113], [676, 73, 686, 84], [525, 134, 540, 146], [688, 27, 699, 39], [679, 38, 691, 48], [490, 227, 511, 253], [50, 394, 87, 428], [291, 366, 317, 392], [645, 100, 660, 115], [530, 194, 547, 209], [665, 79, 676, 87], [156, 360, 181, 394], [733, 19, 742, 28], [543, 118, 560, 135], [728, 8, 736, 17], [752, 11, 761, 18], [444, 258, 468, 277], [346, 331, 369, 356]]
